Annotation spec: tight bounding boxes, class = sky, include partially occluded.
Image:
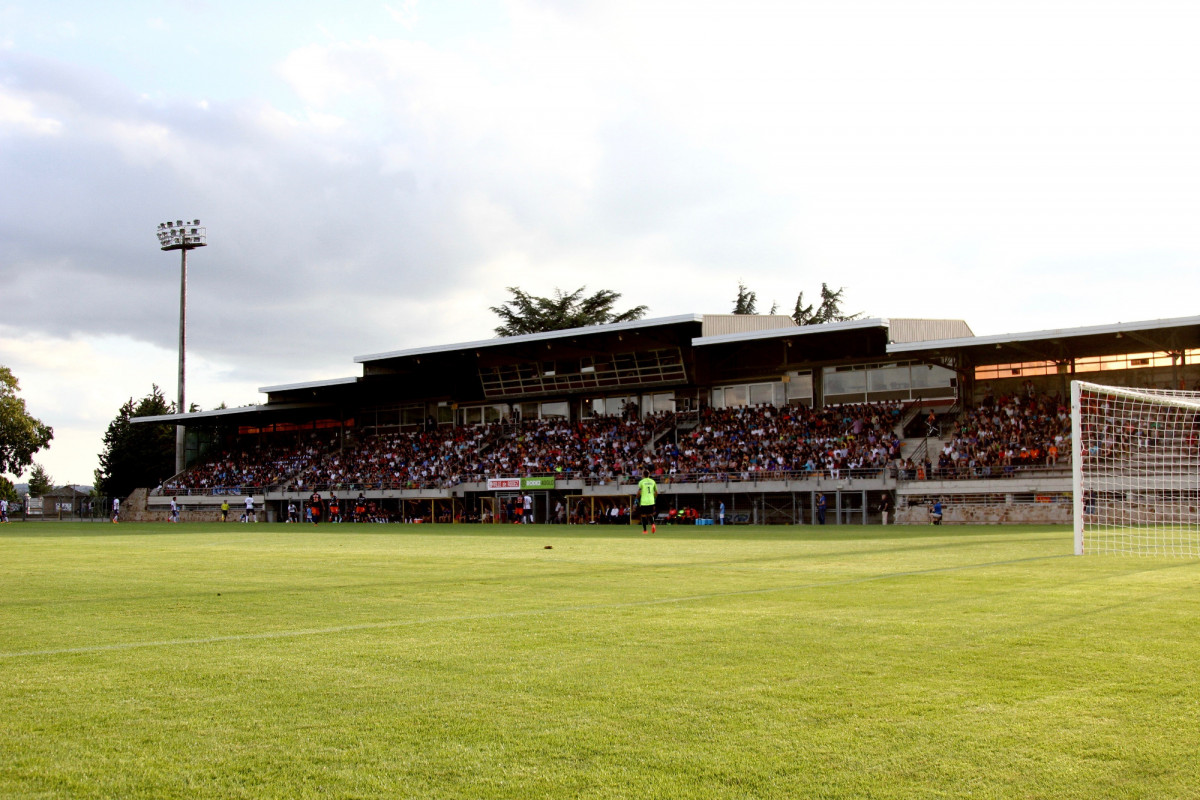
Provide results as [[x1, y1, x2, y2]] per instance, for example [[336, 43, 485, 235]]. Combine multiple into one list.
[[2, 0, 1199, 486]]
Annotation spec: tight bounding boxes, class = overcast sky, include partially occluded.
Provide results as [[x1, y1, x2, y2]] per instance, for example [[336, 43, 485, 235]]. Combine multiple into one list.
[[3, 0, 1199, 486]]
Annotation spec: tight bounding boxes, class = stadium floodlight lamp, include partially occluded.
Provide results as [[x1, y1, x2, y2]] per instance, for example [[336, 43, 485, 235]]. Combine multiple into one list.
[[156, 217, 208, 477], [159, 219, 206, 251]]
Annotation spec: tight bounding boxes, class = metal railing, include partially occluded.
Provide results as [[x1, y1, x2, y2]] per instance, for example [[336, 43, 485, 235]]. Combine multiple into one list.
[[899, 462, 1071, 481], [159, 484, 264, 496]]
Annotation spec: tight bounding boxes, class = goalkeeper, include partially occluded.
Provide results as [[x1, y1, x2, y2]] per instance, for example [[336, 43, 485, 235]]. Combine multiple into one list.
[[636, 474, 658, 534]]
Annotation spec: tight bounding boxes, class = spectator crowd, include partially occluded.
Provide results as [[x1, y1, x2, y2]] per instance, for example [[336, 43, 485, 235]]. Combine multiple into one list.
[[164, 394, 1074, 494], [934, 388, 1072, 479]]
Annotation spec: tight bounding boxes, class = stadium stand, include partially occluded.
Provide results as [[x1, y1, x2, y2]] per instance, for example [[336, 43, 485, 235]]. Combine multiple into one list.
[[132, 313, 1200, 525], [166, 403, 910, 494]]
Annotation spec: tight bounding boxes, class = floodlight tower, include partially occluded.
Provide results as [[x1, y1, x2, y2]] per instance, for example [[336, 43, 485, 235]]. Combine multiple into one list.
[[157, 219, 207, 476]]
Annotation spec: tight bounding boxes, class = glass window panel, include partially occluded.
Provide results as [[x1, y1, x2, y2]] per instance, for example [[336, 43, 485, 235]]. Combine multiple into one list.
[[710, 388, 724, 408], [786, 372, 813, 401], [605, 396, 631, 416], [823, 368, 866, 396], [725, 385, 748, 408], [749, 383, 774, 405], [773, 383, 787, 407], [463, 407, 482, 425], [868, 364, 907, 392], [541, 401, 569, 419], [911, 364, 955, 389]]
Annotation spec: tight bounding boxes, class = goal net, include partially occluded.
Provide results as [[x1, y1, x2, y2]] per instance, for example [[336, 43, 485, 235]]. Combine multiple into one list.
[[1072, 380, 1200, 556]]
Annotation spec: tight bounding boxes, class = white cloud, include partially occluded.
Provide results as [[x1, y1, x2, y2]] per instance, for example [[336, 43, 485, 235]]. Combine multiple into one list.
[[4, 0, 1200, 483], [384, 1, 420, 29], [0, 87, 62, 135]]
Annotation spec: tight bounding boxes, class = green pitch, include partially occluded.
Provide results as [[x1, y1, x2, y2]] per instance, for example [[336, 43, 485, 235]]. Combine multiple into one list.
[[2, 522, 1199, 799]]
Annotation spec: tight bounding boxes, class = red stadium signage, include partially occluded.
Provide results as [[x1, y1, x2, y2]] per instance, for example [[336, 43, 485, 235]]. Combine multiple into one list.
[[487, 478, 522, 490]]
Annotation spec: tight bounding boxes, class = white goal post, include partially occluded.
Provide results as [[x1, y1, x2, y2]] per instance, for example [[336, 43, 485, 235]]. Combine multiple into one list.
[[1072, 380, 1200, 556]]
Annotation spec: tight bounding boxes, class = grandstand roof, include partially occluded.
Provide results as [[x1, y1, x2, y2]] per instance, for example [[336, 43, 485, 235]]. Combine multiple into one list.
[[257, 376, 358, 394], [886, 318, 975, 344], [354, 313, 705, 364], [691, 317, 884, 347], [698, 314, 802, 337], [689, 317, 975, 348], [139, 311, 1200, 429], [887, 314, 1200, 365], [132, 402, 333, 425]]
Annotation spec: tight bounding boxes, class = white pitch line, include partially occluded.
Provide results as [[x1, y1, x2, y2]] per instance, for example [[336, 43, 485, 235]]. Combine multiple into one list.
[[0, 554, 1068, 660]]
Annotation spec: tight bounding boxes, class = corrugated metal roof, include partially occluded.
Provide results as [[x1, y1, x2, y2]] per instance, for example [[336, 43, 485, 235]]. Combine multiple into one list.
[[887, 318, 974, 344], [693, 317, 887, 347], [700, 314, 801, 337]]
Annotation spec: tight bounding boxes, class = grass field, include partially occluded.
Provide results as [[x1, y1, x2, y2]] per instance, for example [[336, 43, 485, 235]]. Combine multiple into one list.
[[2, 521, 1199, 799]]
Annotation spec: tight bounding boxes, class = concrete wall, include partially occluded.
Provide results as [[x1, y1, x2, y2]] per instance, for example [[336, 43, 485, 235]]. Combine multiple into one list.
[[896, 503, 1070, 525]]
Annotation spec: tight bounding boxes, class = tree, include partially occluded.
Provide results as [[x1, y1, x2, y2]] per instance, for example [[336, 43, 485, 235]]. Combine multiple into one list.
[[94, 386, 176, 498], [490, 287, 648, 337], [791, 284, 862, 325], [0, 366, 53, 477], [791, 291, 816, 325], [0, 476, 18, 502], [814, 283, 862, 324], [26, 464, 53, 497], [732, 281, 758, 315]]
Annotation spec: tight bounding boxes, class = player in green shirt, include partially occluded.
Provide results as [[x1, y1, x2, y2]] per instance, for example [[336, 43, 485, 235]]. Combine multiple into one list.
[[637, 475, 657, 534]]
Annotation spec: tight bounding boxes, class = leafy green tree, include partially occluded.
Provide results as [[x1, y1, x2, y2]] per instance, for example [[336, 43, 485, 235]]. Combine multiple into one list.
[[491, 287, 647, 337], [732, 281, 758, 315], [0, 475, 18, 502], [26, 463, 53, 497], [0, 366, 53, 477], [94, 386, 176, 498]]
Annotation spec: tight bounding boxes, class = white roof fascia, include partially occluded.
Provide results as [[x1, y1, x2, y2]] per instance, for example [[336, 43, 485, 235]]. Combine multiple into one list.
[[133, 404, 269, 424], [132, 401, 335, 425], [887, 315, 1200, 354], [354, 314, 706, 364], [257, 376, 359, 394]]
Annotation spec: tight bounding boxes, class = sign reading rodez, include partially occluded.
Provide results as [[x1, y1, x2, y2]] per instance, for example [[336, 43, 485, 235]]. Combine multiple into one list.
[[486, 477, 556, 490]]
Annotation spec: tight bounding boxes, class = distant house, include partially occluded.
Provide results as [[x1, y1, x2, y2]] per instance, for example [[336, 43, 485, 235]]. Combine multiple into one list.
[[40, 486, 92, 516]]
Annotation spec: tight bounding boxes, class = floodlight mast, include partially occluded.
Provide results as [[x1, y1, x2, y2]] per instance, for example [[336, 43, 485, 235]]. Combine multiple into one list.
[[157, 220, 207, 476]]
